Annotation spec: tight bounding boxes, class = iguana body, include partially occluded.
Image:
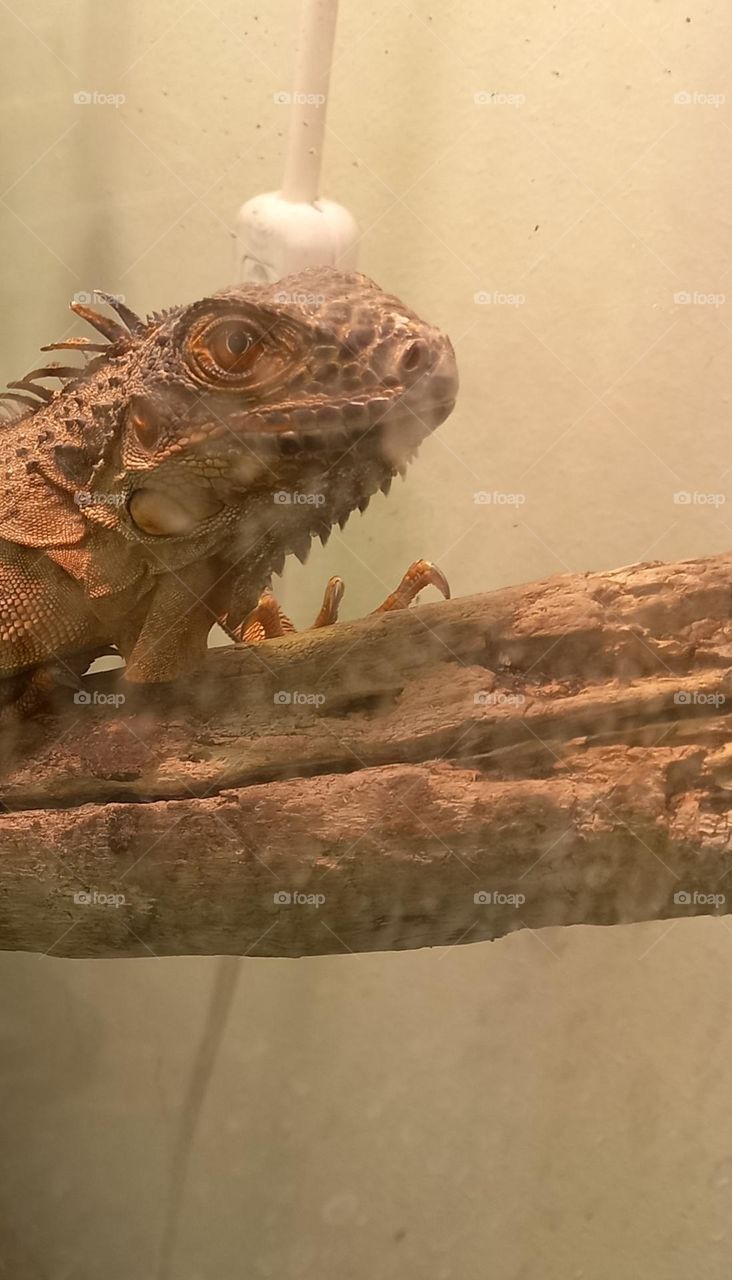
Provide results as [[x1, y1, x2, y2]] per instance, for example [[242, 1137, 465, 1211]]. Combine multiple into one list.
[[0, 268, 458, 707]]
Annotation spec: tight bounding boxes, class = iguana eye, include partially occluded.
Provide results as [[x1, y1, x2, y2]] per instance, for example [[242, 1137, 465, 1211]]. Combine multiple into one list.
[[189, 318, 262, 384], [210, 322, 255, 371], [179, 303, 305, 394]]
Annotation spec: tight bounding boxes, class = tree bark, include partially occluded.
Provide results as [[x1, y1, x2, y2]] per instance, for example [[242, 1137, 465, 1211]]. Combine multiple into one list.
[[1, 551, 730, 959]]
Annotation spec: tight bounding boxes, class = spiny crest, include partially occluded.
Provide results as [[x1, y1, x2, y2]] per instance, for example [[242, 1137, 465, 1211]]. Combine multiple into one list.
[[0, 292, 147, 423]]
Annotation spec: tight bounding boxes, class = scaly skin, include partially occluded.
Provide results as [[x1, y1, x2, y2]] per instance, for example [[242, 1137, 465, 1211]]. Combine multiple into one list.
[[0, 268, 458, 706]]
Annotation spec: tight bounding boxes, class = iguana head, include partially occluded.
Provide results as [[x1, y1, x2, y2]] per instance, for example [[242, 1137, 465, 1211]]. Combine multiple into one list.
[[113, 268, 458, 541], [2, 269, 458, 577]]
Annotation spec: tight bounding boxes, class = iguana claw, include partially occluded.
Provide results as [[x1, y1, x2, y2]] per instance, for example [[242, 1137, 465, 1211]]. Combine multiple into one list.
[[237, 561, 450, 645]]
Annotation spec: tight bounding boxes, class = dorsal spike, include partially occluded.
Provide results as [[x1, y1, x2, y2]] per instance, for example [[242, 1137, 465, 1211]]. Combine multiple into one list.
[[68, 301, 127, 343], [20, 365, 83, 381], [7, 380, 53, 402], [92, 292, 145, 334], [40, 338, 110, 353], [0, 392, 43, 411]]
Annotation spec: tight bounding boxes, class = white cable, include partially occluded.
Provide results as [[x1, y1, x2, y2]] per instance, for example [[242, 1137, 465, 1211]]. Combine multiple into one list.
[[282, 0, 338, 203], [234, 0, 359, 282]]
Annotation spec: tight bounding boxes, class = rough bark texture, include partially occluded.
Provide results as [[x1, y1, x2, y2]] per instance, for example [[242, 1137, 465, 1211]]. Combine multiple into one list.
[[1, 552, 730, 959]]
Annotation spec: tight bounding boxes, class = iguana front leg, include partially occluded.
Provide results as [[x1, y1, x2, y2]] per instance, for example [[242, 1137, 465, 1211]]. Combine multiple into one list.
[[120, 558, 251, 683]]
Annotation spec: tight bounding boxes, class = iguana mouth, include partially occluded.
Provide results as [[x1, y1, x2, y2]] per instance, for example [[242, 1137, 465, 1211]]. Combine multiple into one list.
[[190, 365, 458, 460]]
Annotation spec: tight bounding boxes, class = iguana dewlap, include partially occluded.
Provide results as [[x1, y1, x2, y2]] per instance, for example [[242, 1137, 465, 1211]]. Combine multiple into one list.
[[0, 268, 458, 705]]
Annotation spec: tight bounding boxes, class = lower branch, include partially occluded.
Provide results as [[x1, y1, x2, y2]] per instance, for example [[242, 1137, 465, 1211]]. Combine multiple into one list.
[[0, 551, 730, 957]]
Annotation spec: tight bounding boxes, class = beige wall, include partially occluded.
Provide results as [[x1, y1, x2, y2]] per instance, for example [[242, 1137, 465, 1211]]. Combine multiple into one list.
[[1, 1, 731, 1276]]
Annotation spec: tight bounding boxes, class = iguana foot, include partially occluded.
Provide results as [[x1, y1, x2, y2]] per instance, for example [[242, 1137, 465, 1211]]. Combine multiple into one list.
[[0, 646, 118, 721], [237, 560, 449, 644], [370, 558, 450, 614]]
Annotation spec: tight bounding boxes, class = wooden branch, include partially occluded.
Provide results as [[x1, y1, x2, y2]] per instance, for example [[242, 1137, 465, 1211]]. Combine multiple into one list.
[[1, 551, 731, 959]]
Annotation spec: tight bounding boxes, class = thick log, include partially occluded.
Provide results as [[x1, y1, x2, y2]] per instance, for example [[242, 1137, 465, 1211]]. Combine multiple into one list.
[[0, 551, 730, 958]]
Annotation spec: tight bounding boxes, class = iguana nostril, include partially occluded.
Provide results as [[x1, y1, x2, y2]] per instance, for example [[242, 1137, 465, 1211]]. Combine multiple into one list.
[[400, 340, 430, 377]]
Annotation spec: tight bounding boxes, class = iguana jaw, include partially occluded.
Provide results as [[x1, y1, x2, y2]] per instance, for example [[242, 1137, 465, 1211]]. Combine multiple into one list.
[[123, 329, 457, 540], [188, 334, 457, 475]]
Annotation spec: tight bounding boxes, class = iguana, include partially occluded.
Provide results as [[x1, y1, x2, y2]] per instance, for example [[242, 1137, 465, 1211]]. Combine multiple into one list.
[[0, 269, 459, 1274], [0, 267, 458, 711]]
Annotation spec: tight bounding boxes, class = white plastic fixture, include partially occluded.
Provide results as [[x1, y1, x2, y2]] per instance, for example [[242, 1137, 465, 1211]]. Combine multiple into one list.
[[234, 0, 359, 282]]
